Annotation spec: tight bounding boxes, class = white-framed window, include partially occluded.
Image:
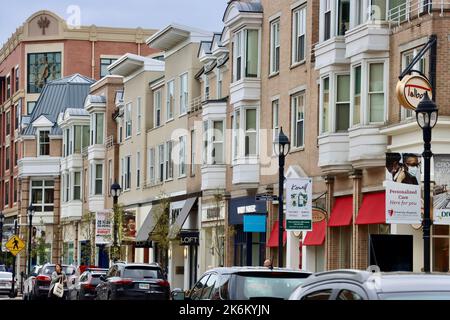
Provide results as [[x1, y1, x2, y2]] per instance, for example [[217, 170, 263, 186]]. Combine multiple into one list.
[[204, 75, 210, 100], [217, 69, 223, 99], [136, 152, 141, 188], [179, 135, 186, 177], [336, 74, 350, 132], [323, 0, 332, 40], [74, 125, 90, 154], [337, 0, 350, 36], [292, 6, 306, 64], [136, 97, 142, 134], [90, 113, 104, 145], [165, 141, 173, 180], [272, 99, 279, 139], [245, 108, 257, 156], [65, 173, 70, 202], [31, 180, 54, 212], [291, 92, 305, 148], [154, 89, 162, 127], [202, 121, 208, 165], [91, 163, 103, 195], [233, 29, 259, 82], [38, 130, 50, 156], [368, 62, 385, 123], [321, 77, 330, 133], [370, 0, 387, 20], [180, 73, 188, 115], [166, 80, 174, 120], [270, 19, 280, 74], [158, 144, 165, 182], [190, 129, 196, 176], [356, 0, 367, 25], [352, 65, 362, 126], [212, 121, 224, 164], [232, 110, 240, 159], [73, 171, 81, 201], [148, 148, 155, 185], [108, 159, 112, 193], [125, 103, 132, 138], [124, 156, 131, 190]]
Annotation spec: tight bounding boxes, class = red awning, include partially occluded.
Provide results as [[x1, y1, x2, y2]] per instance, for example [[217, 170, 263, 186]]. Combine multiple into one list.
[[303, 219, 326, 246], [328, 196, 353, 227], [356, 192, 386, 225], [267, 221, 287, 248]]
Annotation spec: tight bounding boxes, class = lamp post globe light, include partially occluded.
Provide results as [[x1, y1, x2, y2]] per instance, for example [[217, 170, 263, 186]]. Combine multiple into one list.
[[415, 91, 438, 273], [273, 127, 291, 268], [110, 182, 122, 262], [27, 204, 35, 275]]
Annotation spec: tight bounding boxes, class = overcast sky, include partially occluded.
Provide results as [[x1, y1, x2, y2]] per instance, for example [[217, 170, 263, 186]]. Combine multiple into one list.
[[0, 0, 227, 45]]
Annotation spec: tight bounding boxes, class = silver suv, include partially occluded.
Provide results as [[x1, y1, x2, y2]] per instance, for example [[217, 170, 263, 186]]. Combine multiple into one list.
[[289, 269, 450, 300]]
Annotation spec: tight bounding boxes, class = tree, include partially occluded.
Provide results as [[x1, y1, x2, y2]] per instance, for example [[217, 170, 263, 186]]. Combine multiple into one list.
[[80, 211, 96, 265], [111, 204, 124, 262], [150, 194, 170, 270]]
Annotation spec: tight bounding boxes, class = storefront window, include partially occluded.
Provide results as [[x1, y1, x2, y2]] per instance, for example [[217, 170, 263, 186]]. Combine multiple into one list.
[[338, 226, 351, 268], [433, 225, 449, 272]]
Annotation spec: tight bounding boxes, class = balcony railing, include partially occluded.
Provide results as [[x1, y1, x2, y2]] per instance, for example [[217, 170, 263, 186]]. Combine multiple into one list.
[[81, 146, 89, 157], [388, 1, 450, 25], [189, 94, 209, 113], [105, 135, 115, 149]]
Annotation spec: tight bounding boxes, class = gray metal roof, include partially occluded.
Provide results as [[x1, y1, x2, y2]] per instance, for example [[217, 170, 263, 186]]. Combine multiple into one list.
[[223, 1, 263, 22], [23, 74, 95, 136], [86, 94, 106, 104], [65, 108, 89, 117]]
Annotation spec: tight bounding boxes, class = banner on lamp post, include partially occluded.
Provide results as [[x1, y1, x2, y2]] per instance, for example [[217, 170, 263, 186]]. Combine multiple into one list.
[[285, 178, 312, 231], [95, 210, 112, 245], [433, 154, 450, 224], [385, 181, 422, 224]]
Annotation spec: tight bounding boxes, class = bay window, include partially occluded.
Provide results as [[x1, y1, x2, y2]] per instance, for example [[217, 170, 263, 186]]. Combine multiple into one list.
[[353, 65, 362, 125], [292, 6, 306, 64], [73, 171, 81, 200], [245, 109, 257, 156], [31, 180, 54, 212], [39, 130, 50, 156], [203, 121, 208, 165], [232, 111, 240, 159], [291, 93, 305, 148], [64, 173, 69, 202], [74, 125, 89, 154], [179, 136, 186, 176], [324, 0, 332, 40], [321, 77, 330, 133], [233, 29, 259, 81], [91, 113, 104, 145], [270, 19, 280, 74], [338, 0, 350, 36], [356, 0, 367, 26], [154, 89, 162, 127], [204, 75, 210, 100], [203, 120, 225, 165], [165, 141, 173, 180], [180, 73, 188, 114], [125, 103, 132, 138], [166, 80, 174, 120], [336, 74, 350, 132], [368, 63, 385, 123], [217, 70, 223, 99], [370, 0, 386, 20], [95, 164, 103, 195]]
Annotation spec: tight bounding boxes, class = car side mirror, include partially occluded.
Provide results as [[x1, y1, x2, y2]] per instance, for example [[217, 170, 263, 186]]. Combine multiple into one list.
[[171, 288, 185, 301]]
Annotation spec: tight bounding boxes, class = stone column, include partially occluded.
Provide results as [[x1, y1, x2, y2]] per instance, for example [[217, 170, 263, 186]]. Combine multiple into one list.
[[324, 175, 335, 271], [19, 177, 30, 276], [349, 169, 362, 269], [52, 177, 61, 264]]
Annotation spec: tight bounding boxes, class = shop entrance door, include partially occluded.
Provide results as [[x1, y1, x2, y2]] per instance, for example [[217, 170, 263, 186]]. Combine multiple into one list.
[[432, 225, 450, 272]]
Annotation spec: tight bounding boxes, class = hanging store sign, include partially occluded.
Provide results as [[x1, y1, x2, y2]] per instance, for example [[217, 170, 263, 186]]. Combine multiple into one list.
[[433, 155, 450, 225], [180, 231, 199, 246], [243, 215, 266, 233], [286, 178, 313, 231], [396, 74, 433, 110], [95, 211, 112, 245], [385, 180, 421, 224]]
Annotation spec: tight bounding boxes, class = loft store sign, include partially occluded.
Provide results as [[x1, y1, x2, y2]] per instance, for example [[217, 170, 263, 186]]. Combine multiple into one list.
[[286, 178, 313, 231], [396, 74, 433, 110], [385, 180, 421, 224]]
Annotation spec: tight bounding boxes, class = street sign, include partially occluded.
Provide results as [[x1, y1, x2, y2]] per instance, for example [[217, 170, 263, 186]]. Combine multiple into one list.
[[255, 194, 278, 201], [5, 235, 26, 256], [286, 178, 313, 231]]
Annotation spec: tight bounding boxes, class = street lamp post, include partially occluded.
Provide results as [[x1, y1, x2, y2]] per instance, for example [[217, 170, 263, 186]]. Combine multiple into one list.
[[415, 91, 438, 273], [0, 212, 4, 253], [110, 182, 122, 262], [27, 205, 35, 275], [273, 127, 291, 268]]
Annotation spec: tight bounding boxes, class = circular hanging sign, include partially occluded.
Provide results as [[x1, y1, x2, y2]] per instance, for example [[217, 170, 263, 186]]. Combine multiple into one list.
[[312, 208, 327, 223], [396, 74, 433, 110]]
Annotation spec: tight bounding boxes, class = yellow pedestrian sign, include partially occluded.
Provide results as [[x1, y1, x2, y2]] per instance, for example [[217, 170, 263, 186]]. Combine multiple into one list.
[[5, 235, 25, 256]]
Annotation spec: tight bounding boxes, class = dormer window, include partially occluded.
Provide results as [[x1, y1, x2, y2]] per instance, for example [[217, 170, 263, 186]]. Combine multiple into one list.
[[39, 130, 50, 156], [233, 29, 260, 82]]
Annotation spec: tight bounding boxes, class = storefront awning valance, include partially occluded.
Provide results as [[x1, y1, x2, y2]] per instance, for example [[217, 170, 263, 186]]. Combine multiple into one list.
[[136, 206, 158, 242], [356, 192, 386, 225], [328, 196, 353, 227], [303, 219, 326, 246], [266, 221, 287, 248], [168, 197, 198, 240]]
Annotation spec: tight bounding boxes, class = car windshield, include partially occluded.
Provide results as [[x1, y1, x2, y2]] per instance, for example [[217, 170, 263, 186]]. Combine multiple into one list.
[[379, 292, 450, 300], [90, 274, 104, 285], [234, 273, 310, 300], [0, 273, 12, 279], [122, 266, 162, 279], [42, 265, 76, 275]]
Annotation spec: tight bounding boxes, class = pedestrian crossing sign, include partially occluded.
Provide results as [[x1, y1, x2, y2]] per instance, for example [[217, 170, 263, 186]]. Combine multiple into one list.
[[5, 235, 25, 256]]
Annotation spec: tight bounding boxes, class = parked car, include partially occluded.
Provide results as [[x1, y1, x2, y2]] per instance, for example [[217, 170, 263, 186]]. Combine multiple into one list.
[[0, 271, 15, 297], [172, 267, 312, 300], [289, 269, 450, 300], [0, 265, 6, 272], [68, 268, 108, 300], [96, 262, 170, 300], [22, 265, 42, 300], [25, 263, 77, 300]]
